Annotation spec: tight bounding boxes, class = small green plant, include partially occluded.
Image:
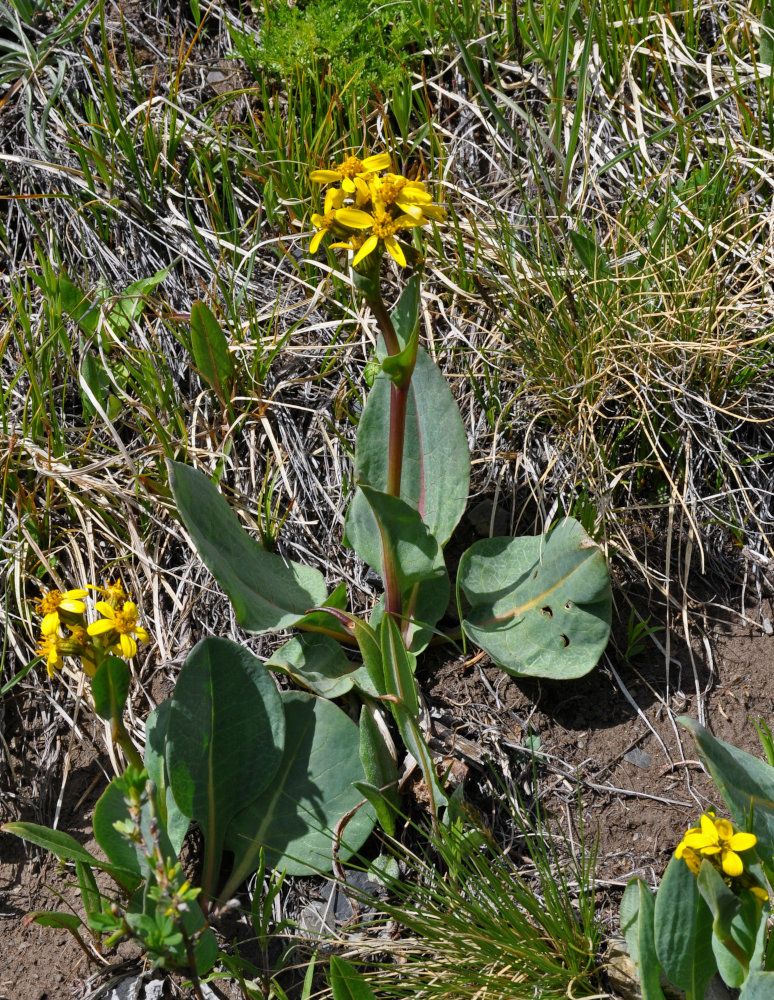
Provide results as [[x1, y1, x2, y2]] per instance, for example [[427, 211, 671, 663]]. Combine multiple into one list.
[[621, 718, 774, 998], [230, 0, 419, 102], [327, 787, 602, 1000]]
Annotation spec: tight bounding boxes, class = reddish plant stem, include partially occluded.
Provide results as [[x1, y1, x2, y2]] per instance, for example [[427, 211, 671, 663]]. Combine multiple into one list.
[[366, 292, 412, 620]]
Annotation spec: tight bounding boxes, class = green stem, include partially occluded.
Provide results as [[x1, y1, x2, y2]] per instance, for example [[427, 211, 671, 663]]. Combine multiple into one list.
[[111, 713, 144, 771]]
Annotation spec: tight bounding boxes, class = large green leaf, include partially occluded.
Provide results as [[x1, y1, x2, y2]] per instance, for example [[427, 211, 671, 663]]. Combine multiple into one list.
[[458, 517, 611, 679], [350, 347, 470, 546], [166, 638, 285, 898], [145, 700, 189, 857], [653, 855, 715, 997], [223, 691, 375, 885], [2, 822, 140, 892], [697, 861, 757, 988], [620, 879, 667, 1000], [679, 717, 774, 864], [168, 461, 328, 632], [741, 972, 774, 999]]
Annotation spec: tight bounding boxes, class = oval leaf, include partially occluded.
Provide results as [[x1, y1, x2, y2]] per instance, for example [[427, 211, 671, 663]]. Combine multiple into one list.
[[654, 855, 715, 997], [224, 691, 375, 883], [166, 638, 285, 895], [145, 700, 190, 857], [619, 879, 667, 1000], [168, 460, 328, 632], [458, 518, 611, 679], [190, 301, 234, 405], [352, 347, 470, 546], [91, 656, 130, 722]]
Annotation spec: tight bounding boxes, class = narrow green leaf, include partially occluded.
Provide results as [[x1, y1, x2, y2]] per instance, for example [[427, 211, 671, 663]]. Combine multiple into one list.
[[190, 301, 235, 405], [25, 910, 85, 933], [358, 706, 399, 837], [620, 879, 667, 1000], [654, 855, 716, 997], [458, 518, 611, 679], [166, 638, 285, 899], [168, 461, 328, 633], [75, 861, 102, 918], [91, 656, 130, 722], [2, 822, 140, 892], [380, 614, 418, 716]]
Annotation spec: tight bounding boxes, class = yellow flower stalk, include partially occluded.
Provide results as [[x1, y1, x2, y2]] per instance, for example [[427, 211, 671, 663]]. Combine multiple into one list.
[[676, 811, 757, 878], [35, 587, 88, 635], [88, 600, 149, 659]]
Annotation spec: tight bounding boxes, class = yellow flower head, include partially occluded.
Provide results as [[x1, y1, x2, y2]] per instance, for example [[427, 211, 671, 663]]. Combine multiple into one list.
[[309, 187, 346, 253], [35, 587, 88, 635], [308, 155, 444, 268], [310, 151, 392, 193], [676, 811, 757, 878], [87, 600, 149, 659]]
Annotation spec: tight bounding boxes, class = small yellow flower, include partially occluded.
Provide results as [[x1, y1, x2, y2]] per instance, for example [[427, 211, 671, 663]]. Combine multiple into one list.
[[88, 600, 149, 659], [37, 632, 66, 677], [89, 579, 128, 606], [369, 172, 444, 222], [310, 152, 392, 193], [309, 187, 346, 253], [676, 811, 757, 878], [35, 588, 88, 635], [335, 205, 421, 268]]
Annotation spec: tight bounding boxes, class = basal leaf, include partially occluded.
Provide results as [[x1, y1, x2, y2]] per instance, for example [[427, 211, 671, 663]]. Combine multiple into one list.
[[654, 855, 715, 997], [267, 633, 358, 699], [168, 460, 328, 633], [224, 691, 375, 885], [458, 518, 611, 679], [166, 638, 285, 898]]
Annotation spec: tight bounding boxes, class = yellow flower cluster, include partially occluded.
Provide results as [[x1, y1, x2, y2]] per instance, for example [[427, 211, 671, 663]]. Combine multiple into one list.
[[675, 811, 765, 899], [309, 151, 445, 269], [34, 580, 148, 678]]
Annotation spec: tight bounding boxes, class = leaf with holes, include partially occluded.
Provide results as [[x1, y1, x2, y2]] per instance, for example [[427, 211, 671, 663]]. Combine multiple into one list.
[[457, 518, 611, 679]]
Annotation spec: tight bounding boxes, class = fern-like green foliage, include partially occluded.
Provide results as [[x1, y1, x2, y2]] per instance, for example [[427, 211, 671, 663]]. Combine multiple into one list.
[[233, 0, 420, 100]]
